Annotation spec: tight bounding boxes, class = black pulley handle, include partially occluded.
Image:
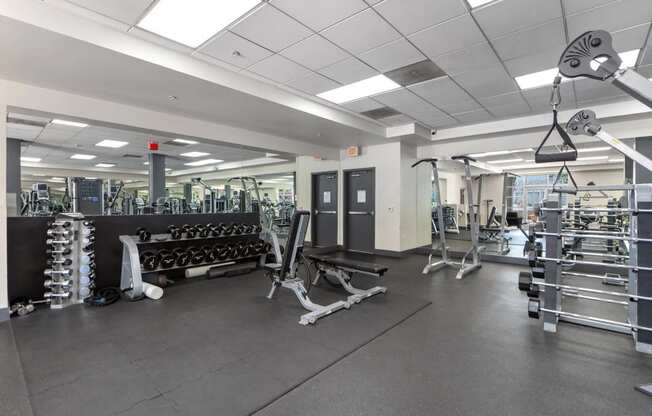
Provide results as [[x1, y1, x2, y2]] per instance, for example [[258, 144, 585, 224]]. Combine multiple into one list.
[[411, 158, 438, 168], [535, 76, 578, 164], [552, 163, 579, 195]]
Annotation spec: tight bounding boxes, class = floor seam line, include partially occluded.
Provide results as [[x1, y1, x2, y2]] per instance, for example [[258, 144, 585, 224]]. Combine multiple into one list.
[[248, 301, 433, 416]]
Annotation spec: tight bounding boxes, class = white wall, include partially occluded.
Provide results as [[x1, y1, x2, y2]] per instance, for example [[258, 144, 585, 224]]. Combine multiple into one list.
[[295, 142, 430, 252], [1, 98, 7, 312]]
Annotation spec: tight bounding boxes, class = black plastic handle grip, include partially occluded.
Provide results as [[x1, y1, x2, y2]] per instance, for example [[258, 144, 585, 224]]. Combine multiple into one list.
[[411, 158, 438, 168], [451, 155, 477, 162], [534, 150, 578, 164]]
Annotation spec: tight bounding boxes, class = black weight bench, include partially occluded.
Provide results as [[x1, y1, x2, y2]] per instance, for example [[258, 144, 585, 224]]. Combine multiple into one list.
[[308, 254, 388, 304]]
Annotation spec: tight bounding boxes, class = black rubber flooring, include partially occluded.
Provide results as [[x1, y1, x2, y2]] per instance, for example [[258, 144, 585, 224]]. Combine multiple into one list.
[[3, 253, 651, 415]]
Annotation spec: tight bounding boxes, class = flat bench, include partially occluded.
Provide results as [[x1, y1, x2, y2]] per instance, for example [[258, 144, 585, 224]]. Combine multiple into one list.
[[308, 254, 388, 304]]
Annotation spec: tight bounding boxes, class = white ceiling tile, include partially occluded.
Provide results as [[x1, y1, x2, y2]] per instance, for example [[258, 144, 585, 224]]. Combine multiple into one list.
[[576, 96, 632, 108], [472, 0, 562, 39], [379, 114, 416, 127], [408, 76, 481, 114], [66, 0, 154, 25], [318, 57, 379, 84], [285, 71, 340, 95], [199, 31, 273, 68], [573, 78, 627, 103], [408, 13, 485, 60], [452, 66, 518, 98], [280, 34, 350, 70], [433, 43, 501, 76], [247, 54, 314, 84], [521, 84, 576, 114], [341, 98, 384, 113], [231, 4, 312, 52], [453, 109, 493, 124], [270, 0, 368, 32], [422, 114, 458, 129], [503, 46, 564, 77], [566, 0, 652, 40], [491, 20, 565, 62], [562, 0, 614, 15], [374, 88, 447, 122], [486, 102, 531, 118], [478, 91, 528, 108], [321, 8, 401, 55], [358, 38, 424, 72], [373, 0, 466, 36], [611, 23, 650, 52]]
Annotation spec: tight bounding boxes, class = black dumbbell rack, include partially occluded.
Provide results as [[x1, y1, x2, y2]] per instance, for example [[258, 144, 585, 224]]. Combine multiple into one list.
[[119, 229, 265, 299]]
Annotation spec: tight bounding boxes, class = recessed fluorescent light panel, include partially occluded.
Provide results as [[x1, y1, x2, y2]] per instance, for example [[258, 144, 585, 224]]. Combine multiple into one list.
[[469, 148, 533, 158], [51, 119, 88, 128], [20, 157, 42, 162], [173, 138, 198, 145], [96, 140, 129, 148], [516, 50, 641, 90], [577, 156, 609, 161], [467, 0, 495, 8], [95, 163, 116, 168], [70, 154, 96, 160], [137, 0, 262, 48], [184, 158, 224, 167], [578, 146, 610, 153], [487, 158, 524, 164], [181, 151, 210, 158], [317, 75, 401, 104]]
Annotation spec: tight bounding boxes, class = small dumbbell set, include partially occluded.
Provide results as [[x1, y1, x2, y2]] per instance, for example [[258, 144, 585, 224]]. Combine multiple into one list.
[[120, 221, 268, 299], [517, 184, 652, 354], [43, 214, 96, 309]]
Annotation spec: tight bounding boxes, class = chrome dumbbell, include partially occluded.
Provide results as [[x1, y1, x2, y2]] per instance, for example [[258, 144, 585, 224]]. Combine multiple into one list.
[[44, 268, 73, 278], [44, 279, 72, 289], [46, 239, 71, 246]]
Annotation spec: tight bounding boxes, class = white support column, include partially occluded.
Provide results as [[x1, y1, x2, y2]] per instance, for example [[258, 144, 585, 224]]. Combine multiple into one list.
[[0, 91, 8, 318]]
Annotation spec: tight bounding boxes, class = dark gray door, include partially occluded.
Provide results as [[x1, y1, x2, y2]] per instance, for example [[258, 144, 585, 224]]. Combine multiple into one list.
[[345, 169, 375, 253], [312, 172, 338, 247]]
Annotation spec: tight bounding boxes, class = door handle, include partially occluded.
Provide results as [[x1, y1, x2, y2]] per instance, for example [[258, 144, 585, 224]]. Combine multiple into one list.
[[348, 211, 374, 215], [315, 210, 336, 215]]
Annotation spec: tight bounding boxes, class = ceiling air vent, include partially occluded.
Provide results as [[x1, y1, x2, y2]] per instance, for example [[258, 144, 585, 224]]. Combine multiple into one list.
[[122, 154, 142, 159], [384, 60, 446, 87], [360, 107, 401, 120]]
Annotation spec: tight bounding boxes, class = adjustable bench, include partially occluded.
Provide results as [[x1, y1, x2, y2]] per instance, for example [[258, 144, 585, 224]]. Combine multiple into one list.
[[265, 210, 350, 325], [308, 254, 388, 305]]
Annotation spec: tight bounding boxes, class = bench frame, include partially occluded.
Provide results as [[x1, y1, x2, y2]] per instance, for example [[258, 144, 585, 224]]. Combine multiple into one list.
[[311, 260, 387, 305], [265, 211, 350, 325]]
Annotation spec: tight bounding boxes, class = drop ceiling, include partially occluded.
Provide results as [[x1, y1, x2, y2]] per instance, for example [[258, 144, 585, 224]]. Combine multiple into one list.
[[52, 0, 652, 128], [1, 0, 652, 144]]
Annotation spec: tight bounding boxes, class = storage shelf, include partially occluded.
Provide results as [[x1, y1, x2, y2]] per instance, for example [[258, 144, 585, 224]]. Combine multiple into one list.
[[135, 232, 260, 245], [140, 254, 262, 274]]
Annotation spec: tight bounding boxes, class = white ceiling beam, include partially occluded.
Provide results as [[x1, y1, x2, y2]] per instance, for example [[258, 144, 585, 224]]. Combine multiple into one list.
[[431, 98, 652, 142], [0, 0, 385, 139], [2, 79, 340, 160]]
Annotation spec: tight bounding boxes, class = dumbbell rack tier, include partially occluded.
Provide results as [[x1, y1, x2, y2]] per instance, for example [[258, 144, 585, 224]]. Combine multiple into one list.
[[44, 213, 95, 309], [119, 232, 262, 299]]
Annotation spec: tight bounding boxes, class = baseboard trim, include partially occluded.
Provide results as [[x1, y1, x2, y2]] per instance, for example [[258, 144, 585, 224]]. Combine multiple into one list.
[[0, 308, 9, 322]]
